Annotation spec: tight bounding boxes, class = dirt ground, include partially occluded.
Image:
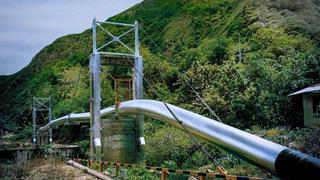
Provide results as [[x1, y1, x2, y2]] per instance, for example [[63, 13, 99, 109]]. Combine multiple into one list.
[[0, 158, 97, 180]]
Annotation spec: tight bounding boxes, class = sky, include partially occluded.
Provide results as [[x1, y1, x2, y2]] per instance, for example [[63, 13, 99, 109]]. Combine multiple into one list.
[[0, 0, 142, 75]]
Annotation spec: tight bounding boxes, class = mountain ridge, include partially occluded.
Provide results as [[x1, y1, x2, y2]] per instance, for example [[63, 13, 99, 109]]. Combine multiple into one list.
[[1, 0, 320, 132]]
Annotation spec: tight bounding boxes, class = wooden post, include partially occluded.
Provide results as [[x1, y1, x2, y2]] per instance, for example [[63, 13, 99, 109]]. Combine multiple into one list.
[[199, 175, 206, 180], [115, 165, 119, 177], [161, 168, 168, 180], [100, 161, 104, 172], [105, 162, 108, 171]]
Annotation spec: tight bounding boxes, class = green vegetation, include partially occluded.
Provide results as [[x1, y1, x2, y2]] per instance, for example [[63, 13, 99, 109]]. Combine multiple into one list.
[[1, 0, 320, 178], [1, 0, 320, 132]]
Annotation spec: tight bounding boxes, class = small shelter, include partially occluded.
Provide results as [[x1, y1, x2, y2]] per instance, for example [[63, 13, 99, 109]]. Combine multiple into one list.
[[289, 83, 320, 127]]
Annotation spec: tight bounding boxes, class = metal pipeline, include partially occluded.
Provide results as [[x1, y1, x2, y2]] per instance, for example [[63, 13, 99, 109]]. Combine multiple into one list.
[[39, 99, 320, 179], [38, 107, 115, 132]]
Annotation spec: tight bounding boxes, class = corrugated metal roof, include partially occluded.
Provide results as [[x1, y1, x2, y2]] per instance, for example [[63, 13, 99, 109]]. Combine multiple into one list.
[[288, 83, 320, 96]]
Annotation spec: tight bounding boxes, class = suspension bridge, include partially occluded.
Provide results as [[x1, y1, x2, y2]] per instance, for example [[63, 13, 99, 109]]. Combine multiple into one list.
[[26, 19, 320, 180]]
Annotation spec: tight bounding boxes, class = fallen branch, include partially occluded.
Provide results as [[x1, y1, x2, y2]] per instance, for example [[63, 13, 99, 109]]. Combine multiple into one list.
[[67, 160, 113, 180]]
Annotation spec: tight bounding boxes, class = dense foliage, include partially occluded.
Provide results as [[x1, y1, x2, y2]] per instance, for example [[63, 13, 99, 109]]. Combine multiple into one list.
[[1, 0, 320, 132]]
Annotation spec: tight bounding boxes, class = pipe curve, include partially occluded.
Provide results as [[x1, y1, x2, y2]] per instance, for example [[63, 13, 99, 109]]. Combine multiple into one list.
[[38, 99, 320, 178]]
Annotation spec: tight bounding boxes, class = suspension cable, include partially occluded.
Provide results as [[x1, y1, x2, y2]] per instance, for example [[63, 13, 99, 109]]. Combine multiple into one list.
[[68, 30, 91, 122], [127, 58, 227, 175], [141, 18, 272, 178], [140, 28, 222, 122]]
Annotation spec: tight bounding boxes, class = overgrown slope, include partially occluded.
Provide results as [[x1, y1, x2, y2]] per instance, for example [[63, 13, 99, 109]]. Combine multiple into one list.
[[1, 0, 320, 134]]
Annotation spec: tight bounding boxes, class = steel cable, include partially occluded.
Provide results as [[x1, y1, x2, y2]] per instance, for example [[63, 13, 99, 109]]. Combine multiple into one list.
[[140, 27, 223, 122], [68, 30, 91, 122], [125, 57, 225, 173]]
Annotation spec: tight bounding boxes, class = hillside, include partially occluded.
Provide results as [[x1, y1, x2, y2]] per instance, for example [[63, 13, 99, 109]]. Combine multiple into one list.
[[1, 0, 320, 134]]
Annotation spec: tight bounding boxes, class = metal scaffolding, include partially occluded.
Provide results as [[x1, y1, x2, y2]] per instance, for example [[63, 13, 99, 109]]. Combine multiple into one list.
[[32, 96, 52, 145], [90, 18, 143, 161]]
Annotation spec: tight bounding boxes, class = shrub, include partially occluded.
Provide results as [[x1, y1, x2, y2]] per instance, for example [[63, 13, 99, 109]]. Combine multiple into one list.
[[145, 126, 192, 166]]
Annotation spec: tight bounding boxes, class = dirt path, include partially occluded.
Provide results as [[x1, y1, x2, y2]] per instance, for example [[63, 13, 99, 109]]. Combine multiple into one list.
[[0, 158, 97, 180]]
